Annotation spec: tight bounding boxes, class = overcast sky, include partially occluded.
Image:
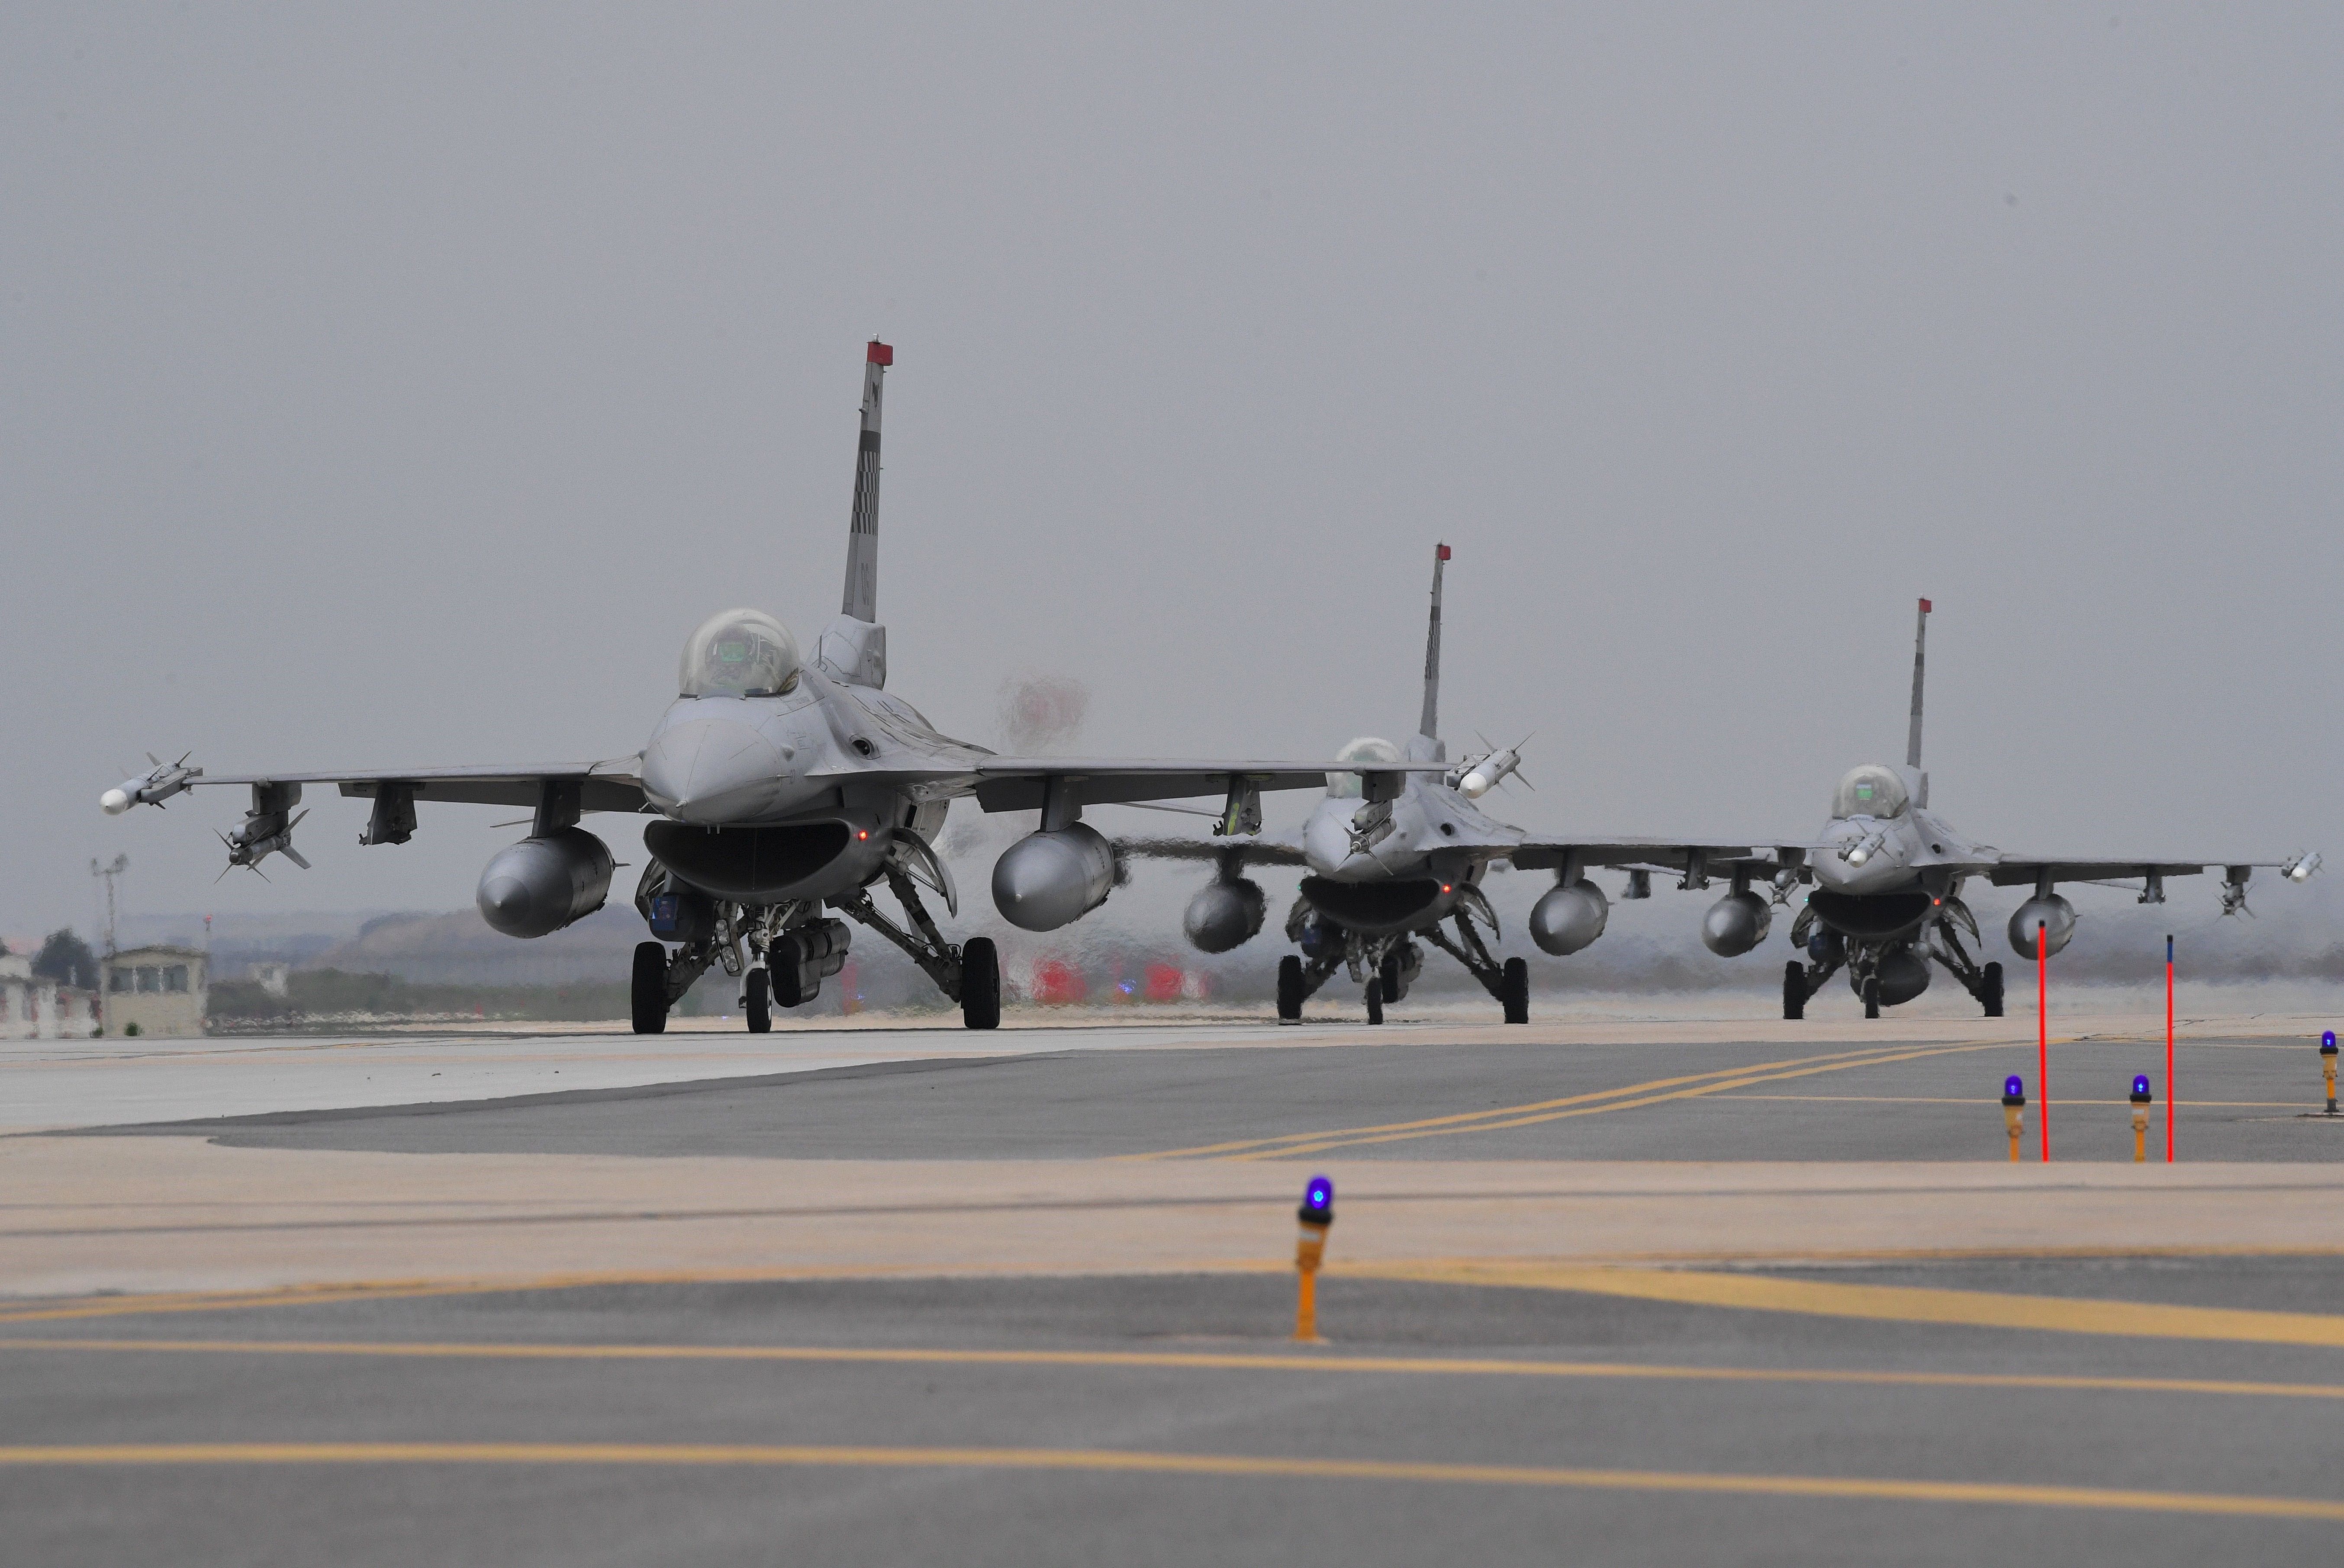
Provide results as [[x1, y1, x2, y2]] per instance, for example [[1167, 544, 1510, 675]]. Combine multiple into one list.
[[6, 4, 2340, 941]]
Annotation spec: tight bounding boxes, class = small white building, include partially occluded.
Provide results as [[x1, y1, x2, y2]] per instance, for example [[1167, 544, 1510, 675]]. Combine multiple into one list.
[[0, 953, 101, 1040], [104, 945, 208, 1039]]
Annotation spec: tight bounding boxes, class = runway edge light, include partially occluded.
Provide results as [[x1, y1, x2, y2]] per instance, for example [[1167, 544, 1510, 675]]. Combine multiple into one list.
[[1294, 1176, 1334, 1343], [2129, 1075, 2153, 1163], [2321, 1032, 2337, 1117], [2001, 1076, 2026, 1163]]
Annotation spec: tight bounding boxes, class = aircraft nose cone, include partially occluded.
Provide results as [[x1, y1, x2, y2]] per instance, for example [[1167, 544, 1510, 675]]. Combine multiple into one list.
[[642, 718, 788, 824]]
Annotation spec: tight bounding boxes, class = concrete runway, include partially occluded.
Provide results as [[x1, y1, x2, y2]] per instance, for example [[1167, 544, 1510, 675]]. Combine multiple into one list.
[[6, 1002, 2344, 1564]]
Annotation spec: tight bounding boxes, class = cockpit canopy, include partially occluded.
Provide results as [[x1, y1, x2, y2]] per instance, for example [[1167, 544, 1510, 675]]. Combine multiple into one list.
[[679, 609, 801, 698], [1831, 763, 1909, 821], [1327, 736, 1402, 799]]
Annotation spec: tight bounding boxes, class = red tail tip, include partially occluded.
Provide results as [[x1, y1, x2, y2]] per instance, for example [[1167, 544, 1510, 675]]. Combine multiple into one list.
[[1436, 543, 1452, 561], [867, 341, 893, 366], [1919, 597, 1932, 613]]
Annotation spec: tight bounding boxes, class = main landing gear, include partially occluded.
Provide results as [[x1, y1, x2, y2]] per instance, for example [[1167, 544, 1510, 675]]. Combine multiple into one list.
[[1422, 914, 1530, 1025], [629, 865, 1002, 1035], [1778, 916, 2005, 1022], [1271, 915, 1531, 1026]]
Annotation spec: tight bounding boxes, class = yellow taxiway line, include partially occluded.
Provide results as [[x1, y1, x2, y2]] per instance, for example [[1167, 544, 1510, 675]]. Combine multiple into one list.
[[13, 1254, 2344, 1346], [1351, 1260, 2344, 1346], [1133, 1041, 2016, 1161], [0, 1442, 2338, 1520], [8, 1336, 2344, 1402]]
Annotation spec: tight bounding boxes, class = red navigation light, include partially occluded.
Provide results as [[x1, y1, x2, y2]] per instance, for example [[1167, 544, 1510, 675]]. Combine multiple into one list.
[[856, 829, 869, 840]]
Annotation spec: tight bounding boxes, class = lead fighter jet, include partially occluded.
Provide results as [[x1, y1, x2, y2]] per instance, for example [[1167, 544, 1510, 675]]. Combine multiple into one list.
[[1778, 598, 2320, 1019], [101, 342, 1433, 1033], [1116, 544, 1787, 1024]]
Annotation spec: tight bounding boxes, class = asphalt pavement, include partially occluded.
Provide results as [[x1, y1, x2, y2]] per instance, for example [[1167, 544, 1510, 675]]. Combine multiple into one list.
[[9, 1006, 2344, 1564], [109, 1030, 2344, 1163]]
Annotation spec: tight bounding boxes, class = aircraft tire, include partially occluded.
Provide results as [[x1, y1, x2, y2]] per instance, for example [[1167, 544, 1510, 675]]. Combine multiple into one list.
[[1378, 951, 1402, 1005], [1276, 955, 1305, 1022], [1364, 981, 1383, 1026], [1981, 961, 2005, 1019], [1783, 961, 1806, 1021], [744, 967, 771, 1033], [1500, 957, 1529, 1025], [631, 941, 669, 1035], [960, 937, 1001, 1031], [1862, 976, 1881, 1020]]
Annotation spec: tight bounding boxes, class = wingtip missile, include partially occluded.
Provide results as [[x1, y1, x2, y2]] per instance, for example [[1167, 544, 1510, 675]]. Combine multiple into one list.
[[1451, 738, 1528, 800], [102, 752, 201, 814]]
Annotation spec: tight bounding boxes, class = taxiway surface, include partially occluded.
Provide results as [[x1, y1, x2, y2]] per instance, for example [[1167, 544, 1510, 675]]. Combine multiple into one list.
[[6, 1002, 2344, 1565]]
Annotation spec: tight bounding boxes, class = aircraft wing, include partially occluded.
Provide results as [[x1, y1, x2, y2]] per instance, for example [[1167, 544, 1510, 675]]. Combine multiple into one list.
[[1981, 857, 2287, 888], [181, 762, 648, 813], [966, 758, 1439, 813], [1507, 838, 1800, 876], [797, 758, 1440, 813], [1111, 835, 1311, 868]]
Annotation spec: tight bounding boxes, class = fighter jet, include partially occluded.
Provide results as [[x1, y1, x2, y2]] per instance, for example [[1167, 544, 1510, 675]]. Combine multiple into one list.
[[1116, 545, 1786, 1024], [101, 342, 1433, 1033], [1778, 599, 2320, 1019]]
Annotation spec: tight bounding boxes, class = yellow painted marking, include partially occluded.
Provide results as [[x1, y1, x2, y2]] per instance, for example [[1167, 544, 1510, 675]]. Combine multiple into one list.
[[1242, 1042, 2014, 1158], [0, 1263, 1290, 1327], [1124, 1043, 1959, 1160], [1347, 1262, 2344, 1347], [0, 1442, 2336, 1519], [19, 1244, 2344, 1330], [9, 1337, 2344, 1403]]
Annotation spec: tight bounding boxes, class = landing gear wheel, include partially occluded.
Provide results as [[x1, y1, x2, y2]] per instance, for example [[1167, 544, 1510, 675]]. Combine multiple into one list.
[[1276, 955, 1305, 1022], [1783, 961, 1806, 1021], [1364, 980, 1383, 1026], [631, 941, 669, 1036], [1378, 951, 1402, 1005], [1980, 961, 2004, 1019], [744, 967, 771, 1033], [1500, 957, 1529, 1025], [1862, 976, 1881, 1020], [959, 936, 1001, 1031]]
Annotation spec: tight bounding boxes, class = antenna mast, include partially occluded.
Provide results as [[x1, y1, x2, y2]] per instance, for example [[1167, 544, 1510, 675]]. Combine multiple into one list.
[[90, 854, 127, 958]]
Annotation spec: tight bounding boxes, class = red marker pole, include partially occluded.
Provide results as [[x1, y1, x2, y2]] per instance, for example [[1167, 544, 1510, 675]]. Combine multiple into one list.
[[2038, 919, 2050, 1162], [2165, 934, 2175, 1162]]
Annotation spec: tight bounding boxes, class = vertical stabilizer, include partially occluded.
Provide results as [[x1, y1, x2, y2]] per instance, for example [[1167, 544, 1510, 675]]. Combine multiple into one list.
[[1906, 596, 1931, 770], [1418, 543, 1451, 741], [840, 340, 891, 623]]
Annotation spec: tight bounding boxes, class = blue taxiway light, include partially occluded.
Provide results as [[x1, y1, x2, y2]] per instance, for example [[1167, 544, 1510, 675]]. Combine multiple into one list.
[[2133, 1074, 2152, 1097], [2004, 1075, 2025, 1099], [1303, 1176, 1334, 1216]]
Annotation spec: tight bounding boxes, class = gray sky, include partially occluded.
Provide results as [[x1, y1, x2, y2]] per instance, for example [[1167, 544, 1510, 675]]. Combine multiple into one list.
[[6, 4, 2341, 938]]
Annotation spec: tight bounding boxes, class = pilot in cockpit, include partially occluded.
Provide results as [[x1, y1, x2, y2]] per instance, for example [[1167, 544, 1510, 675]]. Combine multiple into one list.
[[679, 609, 802, 699], [1830, 763, 1909, 822]]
